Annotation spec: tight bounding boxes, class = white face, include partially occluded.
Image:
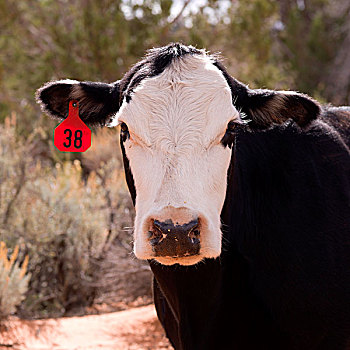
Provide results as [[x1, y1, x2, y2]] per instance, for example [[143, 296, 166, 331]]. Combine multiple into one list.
[[110, 55, 240, 265]]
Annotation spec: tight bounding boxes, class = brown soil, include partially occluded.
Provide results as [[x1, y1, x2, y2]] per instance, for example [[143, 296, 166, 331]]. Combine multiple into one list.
[[0, 305, 172, 350]]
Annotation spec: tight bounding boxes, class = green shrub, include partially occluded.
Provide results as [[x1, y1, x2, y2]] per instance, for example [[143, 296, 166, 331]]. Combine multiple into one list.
[[0, 119, 148, 318]]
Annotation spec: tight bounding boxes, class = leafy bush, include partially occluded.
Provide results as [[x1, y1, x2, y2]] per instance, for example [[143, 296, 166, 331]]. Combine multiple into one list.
[[0, 118, 150, 318], [0, 242, 30, 320]]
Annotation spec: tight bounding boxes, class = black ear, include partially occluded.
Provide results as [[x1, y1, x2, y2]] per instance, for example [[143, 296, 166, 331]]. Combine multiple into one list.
[[241, 89, 321, 128], [36, 79, 120, 126], [212, 62, 320, 128]]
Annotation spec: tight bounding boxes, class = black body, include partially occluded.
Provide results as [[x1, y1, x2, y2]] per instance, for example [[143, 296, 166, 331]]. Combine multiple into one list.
[[149, 111, 350, 349], [117, 46, 350, 349], [35, 43, 350, 350]]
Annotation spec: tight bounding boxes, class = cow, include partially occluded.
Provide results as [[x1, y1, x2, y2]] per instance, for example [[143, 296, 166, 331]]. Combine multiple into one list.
[[36, 43, 350, 350]]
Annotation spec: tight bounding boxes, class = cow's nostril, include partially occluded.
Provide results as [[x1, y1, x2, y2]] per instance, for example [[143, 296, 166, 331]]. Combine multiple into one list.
[[153, 219, 168, 233], [188, 228, 200, 244], [148, 218, 201, 257], [148, 226, 164, 246]]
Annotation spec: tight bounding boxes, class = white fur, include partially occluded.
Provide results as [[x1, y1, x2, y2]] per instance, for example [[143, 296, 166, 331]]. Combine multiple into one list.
[[113, 54, 240, 265], [35, 79, 80, 118]]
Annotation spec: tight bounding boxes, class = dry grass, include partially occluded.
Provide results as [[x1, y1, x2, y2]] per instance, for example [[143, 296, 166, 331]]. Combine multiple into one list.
[[0, 119, 150, 319]]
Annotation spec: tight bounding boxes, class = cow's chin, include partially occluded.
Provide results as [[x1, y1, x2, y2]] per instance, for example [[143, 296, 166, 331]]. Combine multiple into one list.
[[154, 255, 205, 266], [134, 246, 221, 266], [153, 250, 220, 266]]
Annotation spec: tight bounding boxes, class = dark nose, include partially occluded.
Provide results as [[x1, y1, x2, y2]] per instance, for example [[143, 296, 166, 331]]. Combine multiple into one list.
[[149, 219, 200, 257]]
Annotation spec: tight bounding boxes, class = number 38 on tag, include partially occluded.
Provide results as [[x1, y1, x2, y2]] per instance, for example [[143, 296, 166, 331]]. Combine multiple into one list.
[[54, 100, 92, 152]]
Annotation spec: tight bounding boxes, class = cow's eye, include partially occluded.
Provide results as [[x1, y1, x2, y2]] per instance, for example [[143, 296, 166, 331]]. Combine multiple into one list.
[[221, 121, 237, 148], [227, 120, 236, 132], [120, 122, 128, 132], [120, 122, 130, 142]]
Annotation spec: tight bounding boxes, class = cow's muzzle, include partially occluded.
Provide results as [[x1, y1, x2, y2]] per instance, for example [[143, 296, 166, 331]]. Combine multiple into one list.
[[148, 218, 200, 257]]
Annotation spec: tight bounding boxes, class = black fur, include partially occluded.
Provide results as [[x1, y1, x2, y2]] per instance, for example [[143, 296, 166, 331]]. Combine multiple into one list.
[[118, 43, 203, 104], [117, 45, 350, 349], [213, 61, 320, 128], [150, 115, 350, 350], [36, 80, 120, 126], [36, 43, 350, 349], [119, 139, 136, 206], [36, 43, 202, 124], [36, 43, 320, 129]]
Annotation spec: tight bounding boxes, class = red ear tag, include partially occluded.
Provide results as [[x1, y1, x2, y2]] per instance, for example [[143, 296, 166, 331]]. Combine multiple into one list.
[[54, 101, 92, 152]]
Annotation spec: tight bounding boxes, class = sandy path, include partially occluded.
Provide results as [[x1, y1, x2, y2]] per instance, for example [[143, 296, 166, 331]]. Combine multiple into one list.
[[0, 305, 172, 350]]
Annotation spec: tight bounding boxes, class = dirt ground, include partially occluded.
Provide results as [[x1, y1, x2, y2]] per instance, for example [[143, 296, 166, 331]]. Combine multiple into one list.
[[0, 305, 172, 350]]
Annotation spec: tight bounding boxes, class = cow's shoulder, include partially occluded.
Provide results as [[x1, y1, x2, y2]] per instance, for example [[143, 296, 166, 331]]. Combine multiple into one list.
[[320, 105, 350, 148]]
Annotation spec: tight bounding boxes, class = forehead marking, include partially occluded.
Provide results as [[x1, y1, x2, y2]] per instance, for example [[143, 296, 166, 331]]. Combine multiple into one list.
[[113, 55, 239, 150]]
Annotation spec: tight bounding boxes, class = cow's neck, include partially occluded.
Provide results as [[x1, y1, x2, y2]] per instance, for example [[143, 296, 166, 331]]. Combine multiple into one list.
[[148, 151, 235, 345], [148, 144, 289, 349], [149, 257, 223, 349]]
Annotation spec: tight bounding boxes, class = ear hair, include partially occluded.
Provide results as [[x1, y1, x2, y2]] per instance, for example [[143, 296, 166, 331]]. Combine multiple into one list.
[[213, 61, 320, 128], [245, 89, 321, 128], [36, 79, 120, 126]]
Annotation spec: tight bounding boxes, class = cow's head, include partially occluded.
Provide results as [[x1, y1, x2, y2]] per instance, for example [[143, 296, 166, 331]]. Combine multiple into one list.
[[36, 43, 320, 265]]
